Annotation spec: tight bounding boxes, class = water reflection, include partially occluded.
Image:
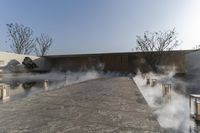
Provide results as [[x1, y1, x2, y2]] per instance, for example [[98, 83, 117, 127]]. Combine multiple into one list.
[[9, 81, 21, 90], [0, 71, 101, 103], [22, 82, 35, 94], [0, 80, 53, 103]]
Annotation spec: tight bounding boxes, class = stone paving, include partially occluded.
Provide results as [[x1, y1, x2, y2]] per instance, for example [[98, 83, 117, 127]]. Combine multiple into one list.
[[0, 77, 161, 133]]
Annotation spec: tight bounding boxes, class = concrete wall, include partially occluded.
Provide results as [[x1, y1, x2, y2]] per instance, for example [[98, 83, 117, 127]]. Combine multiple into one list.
[[0, 52, 50, 73], [128, 51, 187, 73], [0, 50, 191, 74], [185, 50, 200, 74], [47, 54, 129, 72], [46, 51, 190, 73]]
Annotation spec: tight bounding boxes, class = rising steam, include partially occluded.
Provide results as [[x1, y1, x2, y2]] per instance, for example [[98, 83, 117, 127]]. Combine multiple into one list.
[[133, 71, 195, 133], [0, 70, 123, 101]]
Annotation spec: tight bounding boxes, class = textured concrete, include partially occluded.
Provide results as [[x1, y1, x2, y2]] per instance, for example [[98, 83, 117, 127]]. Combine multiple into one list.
[[46, 51, 191, 73], [0, 77, 160, 133]]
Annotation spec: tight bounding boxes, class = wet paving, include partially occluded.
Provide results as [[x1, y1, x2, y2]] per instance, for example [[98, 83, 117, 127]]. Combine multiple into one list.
[[0, 77, 160, 133]]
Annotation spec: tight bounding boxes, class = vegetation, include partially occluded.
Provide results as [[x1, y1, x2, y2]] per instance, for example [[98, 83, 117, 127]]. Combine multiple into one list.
[[136, 28, 180, 72], [35, 33, 53, 56], [22, 57, 38, 69], [6, 23, 53, 55], [7, 23, 35, 54]]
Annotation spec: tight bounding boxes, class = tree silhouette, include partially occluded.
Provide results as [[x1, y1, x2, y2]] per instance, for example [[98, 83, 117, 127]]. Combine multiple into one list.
[[7, 23, 35, 54], [35, 33, 53, 56], [136, 28, 180, 72]]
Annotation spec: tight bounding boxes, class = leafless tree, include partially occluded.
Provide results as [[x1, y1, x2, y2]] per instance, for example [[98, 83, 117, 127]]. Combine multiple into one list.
[[136, 28, 180, 72], [6, 23, 35, 54], [35, 34, 53, 56]]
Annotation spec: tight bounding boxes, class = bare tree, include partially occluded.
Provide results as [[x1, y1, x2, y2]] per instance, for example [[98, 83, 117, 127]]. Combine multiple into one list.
[[35, 34, 53, 56], [6, 23, 35, 54], [136, 28, 180, 72]]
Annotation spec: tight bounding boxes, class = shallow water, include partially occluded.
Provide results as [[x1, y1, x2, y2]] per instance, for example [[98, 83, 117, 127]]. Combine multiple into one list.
[[0, 80, 65, 103], [0, 71, 102, 103]]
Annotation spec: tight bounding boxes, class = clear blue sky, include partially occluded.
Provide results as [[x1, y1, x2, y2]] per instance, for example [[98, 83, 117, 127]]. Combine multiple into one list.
[[0, 0, 200, 55]]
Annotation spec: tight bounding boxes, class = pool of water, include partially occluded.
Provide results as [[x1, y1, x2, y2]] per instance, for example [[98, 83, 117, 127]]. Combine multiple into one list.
[[0, 70, 126, 103], [0, 71, 101, 103], [0, 79, 65, 103]]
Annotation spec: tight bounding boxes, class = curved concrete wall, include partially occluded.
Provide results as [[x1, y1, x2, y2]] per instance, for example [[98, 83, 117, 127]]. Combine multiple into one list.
[[0, 52, 50, 72]]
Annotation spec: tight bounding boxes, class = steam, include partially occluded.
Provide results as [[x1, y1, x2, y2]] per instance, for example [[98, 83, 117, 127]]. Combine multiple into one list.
[[0, 71, 103, 101], [1, 70, 100, 83], [133, 71, 195, 133], [65, 71, 100, 85], [0, 70, 124, 102]]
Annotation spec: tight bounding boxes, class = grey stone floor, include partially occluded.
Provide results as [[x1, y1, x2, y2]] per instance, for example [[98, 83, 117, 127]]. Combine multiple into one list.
[[0, 77, 161, 133]]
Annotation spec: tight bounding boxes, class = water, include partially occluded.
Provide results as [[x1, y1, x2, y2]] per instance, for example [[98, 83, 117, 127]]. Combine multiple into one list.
[[0, 79, 64, 103], [0, 71, 102, 103]]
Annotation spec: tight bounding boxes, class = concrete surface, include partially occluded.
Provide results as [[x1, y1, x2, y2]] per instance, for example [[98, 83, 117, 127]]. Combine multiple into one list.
[[0, 77, 161, 133]]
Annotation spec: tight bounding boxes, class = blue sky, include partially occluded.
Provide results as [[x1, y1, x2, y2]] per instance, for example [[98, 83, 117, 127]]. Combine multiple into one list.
[[0, 0, 200, 55]]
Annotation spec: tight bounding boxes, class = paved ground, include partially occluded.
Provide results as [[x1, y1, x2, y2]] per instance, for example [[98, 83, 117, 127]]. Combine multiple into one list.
[[0, 77, 161, 133]]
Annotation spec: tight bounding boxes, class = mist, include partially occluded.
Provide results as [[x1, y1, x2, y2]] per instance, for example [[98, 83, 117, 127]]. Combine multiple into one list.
[[0, 70, 125, 102], [0, 71, 101, 101], [133, 71, 196, 133]]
